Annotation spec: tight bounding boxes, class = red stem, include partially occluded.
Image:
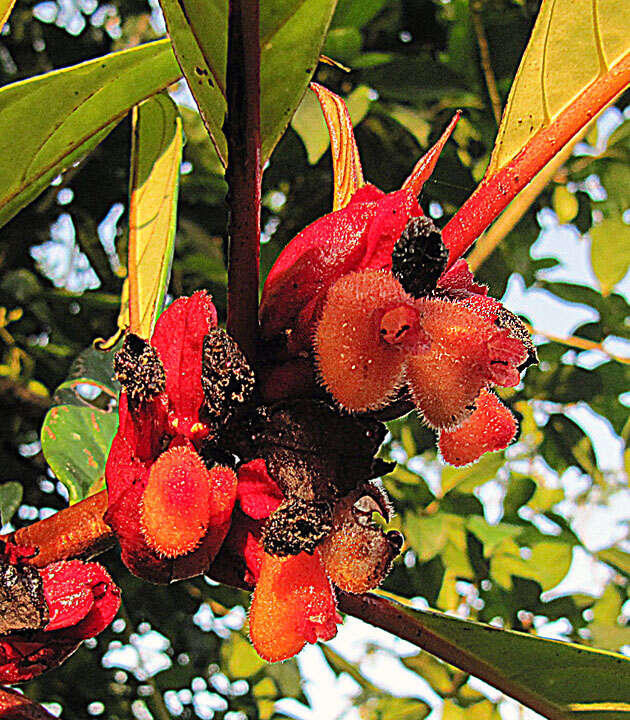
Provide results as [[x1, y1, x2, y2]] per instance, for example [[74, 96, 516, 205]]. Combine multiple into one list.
[[443, 52, 630, 267], [225, 0, 262, 363]]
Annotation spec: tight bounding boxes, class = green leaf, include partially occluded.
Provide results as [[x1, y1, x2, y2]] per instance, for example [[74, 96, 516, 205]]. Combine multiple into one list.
[[0, 481, 22, 526], [128, 94, 182, 339], [487, 0, 630, 176], [42, 347, 120, 504], [366, 593, 630, 720], [0, 40, 181, 228], [160, 0, 338, 167], [590, 218, 630, 296], [441, 452, 505, 495], [41, 397, 118, 504], [221, 632, 266, 678], [598, 548, 630, 578]]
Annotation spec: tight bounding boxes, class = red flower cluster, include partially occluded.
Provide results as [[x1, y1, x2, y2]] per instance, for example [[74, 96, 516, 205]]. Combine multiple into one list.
[[259, 86, 536, 466], [0, 540, 119, 684], [105, 292, 239, 584], [211, 456, 400, 662]]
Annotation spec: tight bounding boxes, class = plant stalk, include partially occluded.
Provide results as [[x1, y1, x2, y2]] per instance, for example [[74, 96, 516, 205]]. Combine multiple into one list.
[[225, 0, 262, 363]]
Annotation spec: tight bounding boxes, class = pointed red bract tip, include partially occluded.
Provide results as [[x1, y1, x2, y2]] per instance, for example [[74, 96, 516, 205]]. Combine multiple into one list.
[[439, 389, 517, 466], [140, 445, 214, 558], [315, 270, 424, 412], [249, 550, 340, 662]]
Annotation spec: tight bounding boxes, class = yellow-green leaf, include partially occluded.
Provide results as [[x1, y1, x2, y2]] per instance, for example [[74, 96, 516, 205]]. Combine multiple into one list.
[[590, 217, 630, 296], [0, 0, 16, 31], [0, 40, 181, 228], [128, 94, 183, 339], [487, 0, 630, 178]]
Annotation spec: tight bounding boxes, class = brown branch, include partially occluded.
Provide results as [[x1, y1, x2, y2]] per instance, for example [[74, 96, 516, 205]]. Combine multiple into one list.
[[225, 0, 262, 364], [470, 0, 502, 126]]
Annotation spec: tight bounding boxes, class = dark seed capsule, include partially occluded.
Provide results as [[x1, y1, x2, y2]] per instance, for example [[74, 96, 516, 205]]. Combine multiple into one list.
[[114, 333, 166, 405], [391, 216, 448, 298]]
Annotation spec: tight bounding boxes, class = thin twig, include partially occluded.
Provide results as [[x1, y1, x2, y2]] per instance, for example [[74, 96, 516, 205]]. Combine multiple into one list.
[[225, 0, 262, 363], [470, 0, 502, 126], [525, 323, 630, 365]]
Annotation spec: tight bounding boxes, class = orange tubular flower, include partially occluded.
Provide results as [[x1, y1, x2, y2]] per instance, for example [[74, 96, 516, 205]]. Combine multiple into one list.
[[105, 292, 253, 583], [259, 85, 537, 466], [210, 403, 403, 663]]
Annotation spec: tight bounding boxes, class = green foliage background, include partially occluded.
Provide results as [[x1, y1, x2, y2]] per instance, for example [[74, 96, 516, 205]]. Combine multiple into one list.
[[0, 0, 629, 718]]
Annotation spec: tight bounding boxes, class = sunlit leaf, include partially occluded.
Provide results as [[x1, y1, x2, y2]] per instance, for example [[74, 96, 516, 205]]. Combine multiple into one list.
[[598, 547, 630, 578], [0, 0, 16, 31], [590, 217, 630, 296], [487, 0, 630, 177], [0, 40, 181, 228], [343, 592, 630, 720], [0, 481, 22, 526], [128, 94, 182, 339], [159, 0, 338, 167]]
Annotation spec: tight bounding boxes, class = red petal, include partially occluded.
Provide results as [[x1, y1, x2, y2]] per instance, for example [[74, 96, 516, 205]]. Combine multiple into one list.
[[259, 186, 384, 342], [0, 637, 79, 684], [151, 292, 218, 439], [438, 258, 488, 295], [0, 685, 58, 718], [237, 459, 284, 520], [40, 561, 120, 639], [438, 389, 517, 466], [249, 550, 340, 662]]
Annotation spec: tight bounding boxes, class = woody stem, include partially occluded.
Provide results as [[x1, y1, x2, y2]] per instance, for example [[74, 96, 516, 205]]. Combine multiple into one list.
[[225, 0, 262, 363]]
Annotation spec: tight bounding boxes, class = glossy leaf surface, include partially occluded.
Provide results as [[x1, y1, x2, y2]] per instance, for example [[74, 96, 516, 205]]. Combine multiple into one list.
[[487, 0, 630, 176], [0, 0, 15, 31], [0, 40, 181, 228], [128, 93, 182, 339]]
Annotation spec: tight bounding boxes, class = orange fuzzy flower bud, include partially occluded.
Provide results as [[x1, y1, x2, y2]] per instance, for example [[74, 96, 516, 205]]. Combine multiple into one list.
[[405, 299, 524, 429], [315, 270, 428, 412], [438, 389, 517, 466], [249, 550, 340, 662], [319, 492, 402, 594], [140, 446, 235, 559]]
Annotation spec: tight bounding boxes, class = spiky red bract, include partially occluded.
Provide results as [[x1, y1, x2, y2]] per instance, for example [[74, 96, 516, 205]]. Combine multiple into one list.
[[438, 389, 517, 466], [315, 270, 424, 411], [248, 550, 340, 662], [140, 445, 214, 558]]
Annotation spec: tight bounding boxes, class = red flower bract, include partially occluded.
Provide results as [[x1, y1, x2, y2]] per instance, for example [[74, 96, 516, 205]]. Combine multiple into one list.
[[105, 292, 237, 583], [0, 541, 120, 684], [259, 86, 536, 466]]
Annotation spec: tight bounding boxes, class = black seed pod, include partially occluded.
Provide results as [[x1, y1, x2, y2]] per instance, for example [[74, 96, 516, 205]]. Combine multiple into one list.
[[114, 333, 166, 405], [391, 216, 448, 298], [262, 498, 332, 556], [201, 329, 255, 431]]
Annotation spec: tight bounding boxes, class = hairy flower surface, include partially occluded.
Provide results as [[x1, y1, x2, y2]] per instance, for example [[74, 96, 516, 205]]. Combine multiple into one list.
[[0, 540, 120, 684], [105, 292, 240, 583], [260, 85, 536, 466]]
